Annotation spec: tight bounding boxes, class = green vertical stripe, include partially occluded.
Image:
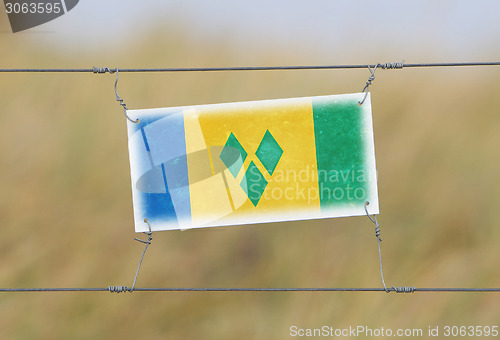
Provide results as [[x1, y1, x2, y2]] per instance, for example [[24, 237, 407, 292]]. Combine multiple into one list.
[[312, 97, 367, 208]]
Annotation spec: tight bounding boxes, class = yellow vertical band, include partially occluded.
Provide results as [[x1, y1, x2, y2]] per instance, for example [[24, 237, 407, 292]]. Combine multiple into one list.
[[183, 98, 321, 226]]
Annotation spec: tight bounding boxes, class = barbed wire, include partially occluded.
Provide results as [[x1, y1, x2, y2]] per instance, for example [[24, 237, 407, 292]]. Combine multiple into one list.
[[0, 61, 499, 73]]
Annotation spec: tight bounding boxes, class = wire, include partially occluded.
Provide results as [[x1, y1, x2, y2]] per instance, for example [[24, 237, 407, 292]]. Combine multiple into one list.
[[0, 61, 498, 294], [0, 287, 499, 293], [0, 62, 499, 73], [130, 219, 153, 292]]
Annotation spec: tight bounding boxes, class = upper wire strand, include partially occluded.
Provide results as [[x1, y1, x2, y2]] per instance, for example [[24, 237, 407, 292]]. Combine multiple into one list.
[[2, 61, 498, 73]]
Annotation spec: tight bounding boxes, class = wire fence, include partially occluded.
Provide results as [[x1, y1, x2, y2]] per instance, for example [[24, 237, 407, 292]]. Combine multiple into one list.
[[1, 60, 499, 294]]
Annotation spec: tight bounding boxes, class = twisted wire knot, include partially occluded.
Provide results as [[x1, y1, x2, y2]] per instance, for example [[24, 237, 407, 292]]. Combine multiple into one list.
[[380, 61, 404, 69], [108, 286, 129, 293], [391, 286, 416, 293], [362, 70, 376, 93], [374, 220, 382, 242], [359, 61, 404, 105], [358, 64, 378, 105], [92, 67, 116, 74], [364, 201, 382, 242], [134, 219, 153, 245]]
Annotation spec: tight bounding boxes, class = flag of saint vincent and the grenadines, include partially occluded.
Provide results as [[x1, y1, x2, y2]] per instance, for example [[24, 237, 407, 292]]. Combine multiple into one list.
[[126, 93, 379, 232]]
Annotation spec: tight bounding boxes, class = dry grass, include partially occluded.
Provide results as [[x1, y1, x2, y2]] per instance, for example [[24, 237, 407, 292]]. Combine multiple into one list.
[[0, 19, 499, 339]]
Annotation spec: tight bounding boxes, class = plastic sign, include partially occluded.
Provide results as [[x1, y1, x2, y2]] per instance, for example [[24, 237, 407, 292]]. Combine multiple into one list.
[[126, 93, 379, 232]]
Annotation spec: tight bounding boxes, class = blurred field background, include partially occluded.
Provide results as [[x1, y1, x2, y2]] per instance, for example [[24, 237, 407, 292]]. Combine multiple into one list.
[[0, 1, 500, 339]]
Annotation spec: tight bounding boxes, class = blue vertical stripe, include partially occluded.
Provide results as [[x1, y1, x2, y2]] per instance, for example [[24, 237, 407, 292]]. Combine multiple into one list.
[[132, 112, 192, 227]]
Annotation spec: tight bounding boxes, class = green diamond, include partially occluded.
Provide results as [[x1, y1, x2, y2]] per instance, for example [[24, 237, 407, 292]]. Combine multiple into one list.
[[240, 161, 268, 207], [255, 130, 283, 175], [220, 132, 247, 178]]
